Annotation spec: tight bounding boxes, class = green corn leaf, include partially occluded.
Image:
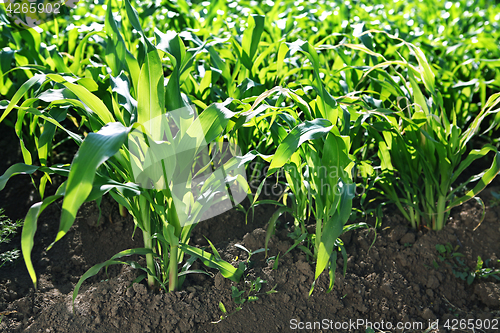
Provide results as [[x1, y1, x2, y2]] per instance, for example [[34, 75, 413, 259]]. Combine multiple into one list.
[[241, 14, 265, 70], [272, 253, 280, 270], [48, 47, 70, 73], [315, 179, 354, 282], [155, 29, 194, 78], [484, 92, 500, 111], [0, 163, 69, 191], [73, 248, 158, 307], [47, 74, 115, 125], [156, 29, 183, 64], [407, 70, 430, 116], [136, 44, 164, 136], [0, 164, 40, 191], [179, 243, 243, 282], [339, 243, 348, 276], [70, 31, 104, 74], [11, 29, 43, 64], [24, 107, 83, 145], [327, 251, 338, 293], [0, 49, 14, 94], [50, 122, 131, 249], [462, 92, 500, 147], [206, 46, 232, 92], [343, 222, 370, 233], [410, 45, 435, 93], [338, 181, 355, 223], [110, 73, 137, 120], [197, 100, 236, 143], [37, 120, 56, 166], [265, 206, 293, 257], [123, 0, 143, 33], [267, 119, 333, 176], [86, 175, 141, 202], [22, 192, 65, 288], [155, 29, 187, 111], [0, 74, 45, 123], [451, 145, 498, 184], [315, 213, 343, 281], [205, 237, 221, 259], [284, 233, 307, 256], [104, 0, 140, 91], [448, 150, 500, 209], [178, 270, 212, 277], [322, 133, 351, 185], [328, 43, 386, 60], [15, 108, 33, 165]]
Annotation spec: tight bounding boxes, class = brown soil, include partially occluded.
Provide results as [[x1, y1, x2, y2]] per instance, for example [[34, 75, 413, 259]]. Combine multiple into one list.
[[1, 125, 499, 333]]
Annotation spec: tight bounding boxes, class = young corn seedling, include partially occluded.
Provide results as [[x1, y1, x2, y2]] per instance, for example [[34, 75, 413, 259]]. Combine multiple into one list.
[[241, 82, 368, 294], [277, 131, 369, 295], [251, 38, 373, 294]]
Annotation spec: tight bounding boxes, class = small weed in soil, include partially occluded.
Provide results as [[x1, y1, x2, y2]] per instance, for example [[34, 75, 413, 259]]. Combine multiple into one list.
[[0, 208, 22, 268], [434, 242, 500, 285], [215, 276, 278, 323]]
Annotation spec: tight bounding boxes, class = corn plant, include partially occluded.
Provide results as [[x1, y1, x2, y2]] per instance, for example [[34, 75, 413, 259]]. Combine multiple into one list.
[[239, 78, 368, 294], [282, 131, 365, 295], [229, 35, 382, 294]]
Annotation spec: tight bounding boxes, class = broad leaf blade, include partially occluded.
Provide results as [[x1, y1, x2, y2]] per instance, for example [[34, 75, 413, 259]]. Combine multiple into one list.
[[136, 43, 164, 136], [241, 14, 265, 69], [0, 74, 45, 123], [179, 243, 243, 282], [73, 248, 157, 307], [448, 151, 500, 209], [22, 193, 64, 288], [51, 123, 130, 248], [47, 74, 115, 125], [267, 118, 332, 176]]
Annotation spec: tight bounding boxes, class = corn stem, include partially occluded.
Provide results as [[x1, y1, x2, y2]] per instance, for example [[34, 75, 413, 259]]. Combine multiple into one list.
[[434, 194, 447, 230], [142, 229, 156, 288], [168, 244, 178, 292], [138, 196, 156, 288], [118, 204, 127, 217]]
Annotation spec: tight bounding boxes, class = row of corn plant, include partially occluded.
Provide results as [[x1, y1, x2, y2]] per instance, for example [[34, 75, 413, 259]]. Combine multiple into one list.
[[0, 0, 370, 305], [1, 0, 500, 307]]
